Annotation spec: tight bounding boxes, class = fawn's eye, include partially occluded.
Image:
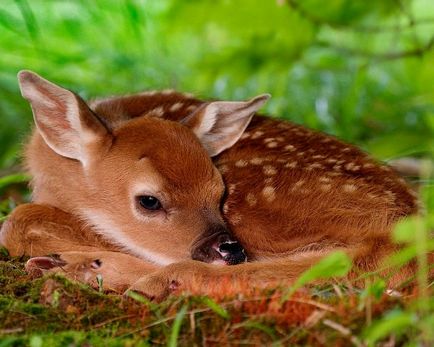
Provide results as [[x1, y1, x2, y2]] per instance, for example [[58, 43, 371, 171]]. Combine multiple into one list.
[[137, 195, 162, 211]]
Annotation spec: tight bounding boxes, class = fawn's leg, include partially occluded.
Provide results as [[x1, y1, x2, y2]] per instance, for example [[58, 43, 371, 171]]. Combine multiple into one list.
[[129, 239, 417, 299], [0, 203, 116, 256], [0, 204, 160, 292], [26, 251, 159, 293]]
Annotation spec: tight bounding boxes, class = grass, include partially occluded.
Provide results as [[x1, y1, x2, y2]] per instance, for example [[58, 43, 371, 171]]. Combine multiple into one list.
[[0, 247, 430, 346]]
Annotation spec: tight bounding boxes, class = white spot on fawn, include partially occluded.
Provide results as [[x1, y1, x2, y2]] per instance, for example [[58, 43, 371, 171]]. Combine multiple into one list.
[[186, 105, 198, 113], [250, 157, 264, 165], [321, 184, 331, 192], [285, 161, 297, 168], [223, 203, 229, 214], [183, 92, 195, 98], [169, 102, 183, 112], [240, 132, 250, 140], [345, 162, 358, 171], [262, 186, 276, 202], [284, 144, 295, 151], [230, 213, 242, 225], [306, 163, 323, 170], [294, 180, 305, 187], [161, 89, 175, 95], [251, 131, 264, 139], [235, 160, 248, 168], [277, 123, 291, 129], [228, 184, 237, 194], [147, 106, 164, 117], [384, 190, 395, 200], [218, 165, 229, 174], [139, 90, 158, 96], [267, 142, 278, 148], [343, 184, 356, 193], [263, 165, 277, 175], [246, 193, 257, 206]]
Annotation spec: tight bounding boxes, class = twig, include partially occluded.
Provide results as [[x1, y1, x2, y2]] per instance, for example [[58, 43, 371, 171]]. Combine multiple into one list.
[[323, 319, 364, 347], [0, 327, 24, 334], [92, 313, 137, 329]]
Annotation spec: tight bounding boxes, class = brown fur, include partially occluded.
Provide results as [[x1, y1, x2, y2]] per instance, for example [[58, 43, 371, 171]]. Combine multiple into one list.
[[0, 71, 419, 299]]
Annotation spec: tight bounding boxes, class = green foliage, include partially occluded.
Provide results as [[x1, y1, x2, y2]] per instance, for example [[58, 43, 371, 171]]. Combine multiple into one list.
[[363, 310, 416, 346], [168, 304, 188, 347], [283, 250, 352, 300], [0, 173, 30, 191], [199, 297, 230, 319], [0, 0, 434, 168]]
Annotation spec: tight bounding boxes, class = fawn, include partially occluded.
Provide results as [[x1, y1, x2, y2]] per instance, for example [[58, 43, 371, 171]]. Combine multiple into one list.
[[0, 70, 418, 299]]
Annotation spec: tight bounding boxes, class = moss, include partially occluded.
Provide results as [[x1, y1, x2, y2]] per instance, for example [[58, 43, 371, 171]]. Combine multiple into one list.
[[0, 246, 430, 345]]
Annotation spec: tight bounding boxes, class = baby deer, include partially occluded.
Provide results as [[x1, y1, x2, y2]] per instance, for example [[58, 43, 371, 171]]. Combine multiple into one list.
[[0, 71, 418, 299]]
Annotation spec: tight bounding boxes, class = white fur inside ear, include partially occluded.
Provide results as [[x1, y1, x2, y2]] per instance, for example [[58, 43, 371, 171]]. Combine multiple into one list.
[[189, 94, 270, 156], [21, 82, 57, 110], [18, 70, 104, 166], [195, 104, 218, 137]]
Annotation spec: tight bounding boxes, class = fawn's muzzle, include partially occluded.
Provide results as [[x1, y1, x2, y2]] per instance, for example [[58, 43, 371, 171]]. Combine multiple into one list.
[[191, 225, 246, 265]]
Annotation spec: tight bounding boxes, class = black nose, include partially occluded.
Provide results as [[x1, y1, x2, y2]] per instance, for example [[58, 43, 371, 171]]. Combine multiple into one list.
[[191, 224, 247, 265], [217, 240, 246, 265]]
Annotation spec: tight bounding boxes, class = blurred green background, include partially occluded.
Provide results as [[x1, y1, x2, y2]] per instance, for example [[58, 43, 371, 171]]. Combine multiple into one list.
[[1, 0, 434, 170]]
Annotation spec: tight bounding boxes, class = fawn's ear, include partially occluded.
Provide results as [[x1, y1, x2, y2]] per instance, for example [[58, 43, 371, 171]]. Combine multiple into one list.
[[183, 94, 270, 156], [18, 70, 111, 166]]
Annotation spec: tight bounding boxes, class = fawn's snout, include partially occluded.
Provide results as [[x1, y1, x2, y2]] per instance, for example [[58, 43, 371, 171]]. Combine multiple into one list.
[[191, 224, 246, 265]]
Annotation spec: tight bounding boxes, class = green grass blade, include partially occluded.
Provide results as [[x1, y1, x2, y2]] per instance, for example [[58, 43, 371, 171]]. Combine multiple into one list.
[[282, 251, 352, 302], [201, 297, 230, 319], [0, 173, 30, 190], [168, 304, 188, 347]]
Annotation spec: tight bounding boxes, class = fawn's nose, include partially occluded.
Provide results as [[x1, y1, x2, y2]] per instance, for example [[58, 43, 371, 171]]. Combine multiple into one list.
[[191, 225, 247, 265], [212, 234, 246, 265]]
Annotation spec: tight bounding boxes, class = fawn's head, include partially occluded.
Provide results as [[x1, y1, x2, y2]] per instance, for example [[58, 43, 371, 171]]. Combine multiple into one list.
[[18, 70, 269, 265]]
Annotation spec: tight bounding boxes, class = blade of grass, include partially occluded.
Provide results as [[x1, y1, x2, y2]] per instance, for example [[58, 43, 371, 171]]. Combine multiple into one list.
[[281, 251, 352, 302], [0, 173, 30, 190], [200, 297, 230, 319], [168, 304, 188, 347]]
